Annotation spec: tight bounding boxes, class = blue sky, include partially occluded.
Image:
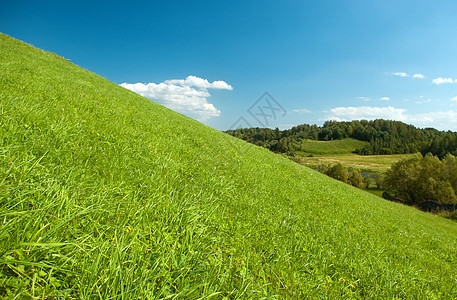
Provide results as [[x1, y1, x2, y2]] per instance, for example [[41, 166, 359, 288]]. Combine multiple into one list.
[[3, 0, 457, 131]]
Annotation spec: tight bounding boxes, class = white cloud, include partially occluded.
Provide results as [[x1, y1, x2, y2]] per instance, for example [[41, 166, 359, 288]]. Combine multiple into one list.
[[393, 72, 409, 77], [292, 108, 312, 114], [163, 76, 233, 90], [408, 110, 457, 130], [358, 96, 370, 102], [432, 77, 454, 85], [326, 106, 457, 131], [413, 73, 425, 79], [452, 96, 457, 102], [327, 106, 407, 122], [379, 97, 390, 101], [120, 76, 232, 122]]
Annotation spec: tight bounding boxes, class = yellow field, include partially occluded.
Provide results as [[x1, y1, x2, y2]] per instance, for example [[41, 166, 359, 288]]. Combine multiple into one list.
[[295, 153, 417, 173]]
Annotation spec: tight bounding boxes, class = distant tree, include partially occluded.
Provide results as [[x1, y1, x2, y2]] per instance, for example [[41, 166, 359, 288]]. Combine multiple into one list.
[[374, 174, 384, 189], [384, 153, 457, 204], [443, 154, 457, 192], [324, 163, 348, 183], [384, 154, 423, 204], [348, 171, 364, 188], [363, 176, 371, 189]]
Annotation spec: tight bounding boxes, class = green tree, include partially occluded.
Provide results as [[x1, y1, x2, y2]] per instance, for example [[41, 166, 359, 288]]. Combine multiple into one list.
[[384, 153, 457, 204], [324, 163, 349, 183], [348, 171, 364, 188], [384, 154, 422, 204]]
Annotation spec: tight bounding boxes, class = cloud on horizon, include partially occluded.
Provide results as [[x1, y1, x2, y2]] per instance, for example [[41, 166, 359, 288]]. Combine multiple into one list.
[[292, 108, 312, 114], [325, 106, 457, 131], [120, 76, 232, 122], [410, 110, 457, 130], [327, 106, 407, 122]]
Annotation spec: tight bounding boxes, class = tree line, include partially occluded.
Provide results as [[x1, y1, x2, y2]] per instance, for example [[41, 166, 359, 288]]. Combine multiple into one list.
[[226, 119, 457, 157]]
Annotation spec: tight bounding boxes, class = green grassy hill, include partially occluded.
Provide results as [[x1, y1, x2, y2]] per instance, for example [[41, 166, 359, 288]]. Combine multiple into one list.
[[1, 33, 457, 298]]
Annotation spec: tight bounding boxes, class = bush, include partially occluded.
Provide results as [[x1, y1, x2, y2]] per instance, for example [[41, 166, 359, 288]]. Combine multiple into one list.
[[321, 163, 367, 189], [348, 171, 364, 188]]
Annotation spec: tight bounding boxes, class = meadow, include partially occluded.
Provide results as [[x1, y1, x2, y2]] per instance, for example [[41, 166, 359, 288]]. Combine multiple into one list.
[[1, 33, 457, 299], [292, 140, 417, 198], [293, 138, 368, 156], [295, 152, 415, 174]]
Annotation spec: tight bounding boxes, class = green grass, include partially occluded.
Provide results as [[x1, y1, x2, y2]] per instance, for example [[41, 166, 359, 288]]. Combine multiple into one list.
[[294, 138, 368, 156], [364, 188, 385, 198], [1, 33, 457, 299], [295, 153, 416, 174]]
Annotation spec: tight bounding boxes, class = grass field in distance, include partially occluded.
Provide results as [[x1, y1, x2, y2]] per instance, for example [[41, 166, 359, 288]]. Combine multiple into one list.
[[294, 141, 416, 174]]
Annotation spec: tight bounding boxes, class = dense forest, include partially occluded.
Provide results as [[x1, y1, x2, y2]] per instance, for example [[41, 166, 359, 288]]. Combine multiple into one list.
[[226, 119, 457, 158]]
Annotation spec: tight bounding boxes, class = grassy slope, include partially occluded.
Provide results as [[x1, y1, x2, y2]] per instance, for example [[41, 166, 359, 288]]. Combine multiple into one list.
[[295, 138, 368, 156], [1, 33, 457, 299]]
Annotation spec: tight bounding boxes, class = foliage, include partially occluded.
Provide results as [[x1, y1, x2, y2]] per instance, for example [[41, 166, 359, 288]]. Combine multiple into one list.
[[226, 119, 457, 157], [421, 131, 457, 158], [319, 163, 367, 189], [384, 153, 457, 204], [324, 163, 349, 184], [296, 152, 416, 175], [1, 33, 457, 298]]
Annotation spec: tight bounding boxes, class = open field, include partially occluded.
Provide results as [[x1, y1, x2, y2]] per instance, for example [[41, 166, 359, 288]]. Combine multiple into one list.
[[292, 139, 414, 174], [294, 153, 417, 174], [294, 138, 368, 156], [1, 33, 457, 298]]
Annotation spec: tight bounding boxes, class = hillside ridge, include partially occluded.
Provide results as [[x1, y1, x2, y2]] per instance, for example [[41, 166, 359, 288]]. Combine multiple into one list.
[[1, 33, 457, 298]]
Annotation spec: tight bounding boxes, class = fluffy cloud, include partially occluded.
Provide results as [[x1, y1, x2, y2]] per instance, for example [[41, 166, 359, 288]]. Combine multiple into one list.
[[163, 76, 233, 90], [379, 97, 390, 101], [393, 72, 409, 77], [413, 73, 424, 79], [432, 77, 454, 85], [358, 97, 370, 102], [120, 76, 232, 122], [452, 96, 457, 102], [326, 106, 407, 122]]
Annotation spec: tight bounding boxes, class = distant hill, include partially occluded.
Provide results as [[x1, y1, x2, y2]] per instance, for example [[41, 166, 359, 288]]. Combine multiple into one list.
[[226, 119, 457, 157], [1, 33, 457, 298]]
